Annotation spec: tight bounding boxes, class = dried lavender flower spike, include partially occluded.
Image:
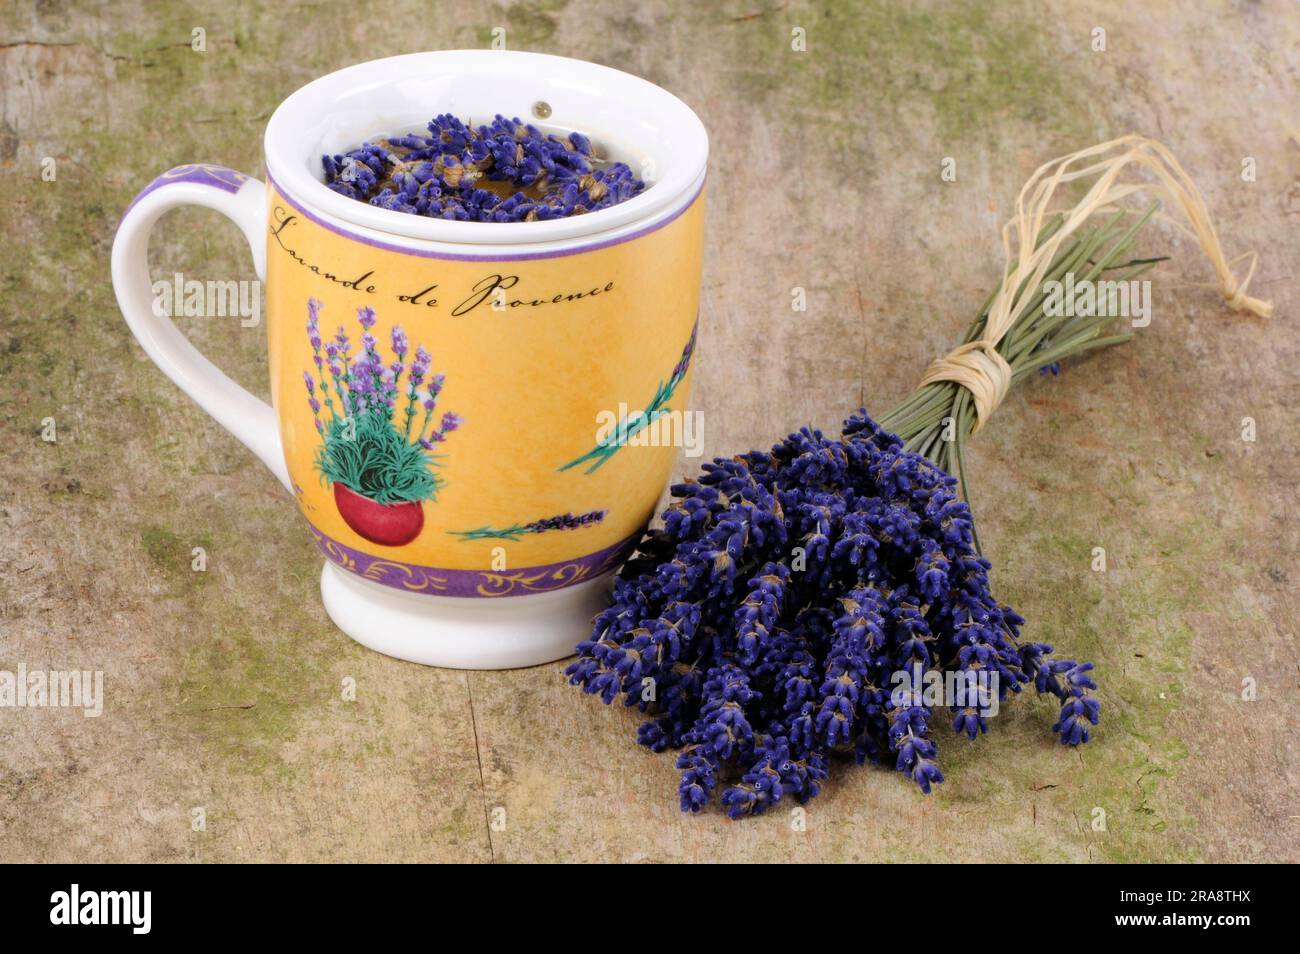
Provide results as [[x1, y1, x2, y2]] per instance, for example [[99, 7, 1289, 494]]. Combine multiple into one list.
[[451, 509, 607, 542]]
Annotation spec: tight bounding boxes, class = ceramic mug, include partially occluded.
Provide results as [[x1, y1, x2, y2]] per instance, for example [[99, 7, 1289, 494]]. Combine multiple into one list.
[[112, 51, 708, 668]]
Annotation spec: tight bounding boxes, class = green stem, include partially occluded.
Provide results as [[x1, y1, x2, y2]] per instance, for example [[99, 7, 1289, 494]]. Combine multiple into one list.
[[879, 203, 1163, 507]]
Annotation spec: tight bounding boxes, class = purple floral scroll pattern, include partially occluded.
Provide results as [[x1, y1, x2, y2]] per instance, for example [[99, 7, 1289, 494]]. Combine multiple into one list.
[[311, 528, 642, 598]]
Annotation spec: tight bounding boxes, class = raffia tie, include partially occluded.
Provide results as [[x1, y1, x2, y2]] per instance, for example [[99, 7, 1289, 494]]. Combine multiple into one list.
[[919, 341, 1011, 433], [917, 133, 1272, 432]]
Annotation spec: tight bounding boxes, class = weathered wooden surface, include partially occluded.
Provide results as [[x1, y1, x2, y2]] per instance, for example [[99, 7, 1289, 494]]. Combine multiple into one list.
[[1, 0, 1296, 862]]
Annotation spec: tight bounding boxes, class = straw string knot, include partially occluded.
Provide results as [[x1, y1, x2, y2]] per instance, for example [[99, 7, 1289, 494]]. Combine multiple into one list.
[[1219, 268, 1272, 317], [918, 339, 1012, 433]]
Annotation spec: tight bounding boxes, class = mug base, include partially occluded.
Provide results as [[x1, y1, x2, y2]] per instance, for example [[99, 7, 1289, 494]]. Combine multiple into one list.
[[318, 561, 609, 669]]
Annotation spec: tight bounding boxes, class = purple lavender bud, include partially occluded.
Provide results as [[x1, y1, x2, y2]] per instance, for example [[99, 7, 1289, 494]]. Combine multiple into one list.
[[438, 412, 462, 434], [391, 326, 409, 356], [568, 130, 593, 155], [411, 346, 431, 384], [302, 372, 315, 394], [357, 306, 377, 330]]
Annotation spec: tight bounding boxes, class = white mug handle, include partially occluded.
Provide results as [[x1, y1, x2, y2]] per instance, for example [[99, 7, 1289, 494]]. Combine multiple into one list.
[[111, 164, 289, 490]]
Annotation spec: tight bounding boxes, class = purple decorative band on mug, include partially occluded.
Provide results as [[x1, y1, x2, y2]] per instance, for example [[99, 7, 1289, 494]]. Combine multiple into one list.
[[124, 164, 251, 216], [311, 528, 642, 598]]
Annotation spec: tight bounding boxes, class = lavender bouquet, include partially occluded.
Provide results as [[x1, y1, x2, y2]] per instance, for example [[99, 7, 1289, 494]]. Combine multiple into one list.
[[565, 136, 1271, 817], [304, 299, 461, 506]]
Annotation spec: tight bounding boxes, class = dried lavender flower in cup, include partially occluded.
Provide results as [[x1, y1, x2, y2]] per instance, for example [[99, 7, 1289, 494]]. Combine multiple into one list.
[[323, 114, 645, 222]]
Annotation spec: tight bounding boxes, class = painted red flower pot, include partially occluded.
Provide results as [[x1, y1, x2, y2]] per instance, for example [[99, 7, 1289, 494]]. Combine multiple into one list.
[[334, 484, 424, 547]]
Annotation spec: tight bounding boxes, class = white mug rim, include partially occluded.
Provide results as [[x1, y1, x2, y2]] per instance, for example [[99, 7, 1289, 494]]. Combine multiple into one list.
[[264, 50, 709, 251]]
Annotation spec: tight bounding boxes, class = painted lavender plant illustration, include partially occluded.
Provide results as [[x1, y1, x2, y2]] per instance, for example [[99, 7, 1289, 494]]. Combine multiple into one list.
[[451, 509, 606, 542], [304, 298, 462, 546], [559, 323, 697, 474]]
